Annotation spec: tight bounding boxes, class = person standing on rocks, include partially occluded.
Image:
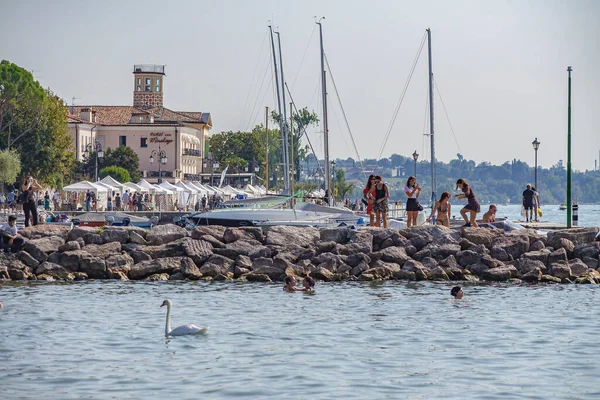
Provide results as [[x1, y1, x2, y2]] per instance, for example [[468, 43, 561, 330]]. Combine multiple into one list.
[[369, 175, 390, 228], [21, 177, 42, 227], [362, 174, 375, 226], [427, 192, 451, 227], [404, 176, 422, 228], [455, 178, 480, 228], [522, 184, 535, 222]]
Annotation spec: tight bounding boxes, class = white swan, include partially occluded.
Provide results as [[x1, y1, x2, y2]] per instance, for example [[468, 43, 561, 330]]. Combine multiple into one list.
[[160, 299, 209, 336]]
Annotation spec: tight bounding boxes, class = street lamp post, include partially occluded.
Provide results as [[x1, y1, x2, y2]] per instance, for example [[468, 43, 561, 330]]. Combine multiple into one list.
[[566, 66, 573, 228], [331, 160, 336, 205], [532, 137, 540, 190], [84, 140, 104, 182], [149, 145, 168, 184], [412, 150, 419, 178]]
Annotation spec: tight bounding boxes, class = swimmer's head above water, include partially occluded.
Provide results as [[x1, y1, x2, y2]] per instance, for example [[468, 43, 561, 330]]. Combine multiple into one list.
[[450, 286, 463, 299]]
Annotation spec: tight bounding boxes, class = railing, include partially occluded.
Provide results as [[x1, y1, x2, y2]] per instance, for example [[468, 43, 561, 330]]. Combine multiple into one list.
[[184, 173, 202, 181], [148, 170, 173, 178], [183, 148, 202, 157], [133, 64, 165, 74]]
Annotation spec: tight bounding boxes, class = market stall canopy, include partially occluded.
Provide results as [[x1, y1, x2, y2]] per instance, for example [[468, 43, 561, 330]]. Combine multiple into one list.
[[175, 181, 197, 193], [63, 181, 108, 192], [94, 181, 120, 193], [138, 179, 167, 193], [123, 182, 147, 193], [243, 184, 263, 196], [100, 176, 127, 191]]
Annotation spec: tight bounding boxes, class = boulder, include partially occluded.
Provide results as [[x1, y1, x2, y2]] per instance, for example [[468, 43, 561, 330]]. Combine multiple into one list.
[[575, 275, 596, 284], [130, 250, 152, 264], [490, 245, 512, 262], [273, 256, 294, 271], [83, 233, 104, 245], [568, 259, 589, 278], [549, 261, 571, 280], [459, 238, 476, 251], [129, 257, 194, 280], [311, 266, 334, 281], [199, 254, 234, 277], [101, 228, 130, 244], [198, 234, 225, 248], [574, 243, 600, 260], [317, 241, 338, 254], [182, 239, 213, 266], [213, 240, 269, 260], [79, 257, 107, 279], [146, 224, 189, 245], [346, 253, 371, 268], [105, 253, 134, 270], [514, 259, 547, 275], [179, 257, 203, 280], [59, 250, 93, 272], [350, 261, 370, 276], [67, 227, 98, 242], [548, 248, 568, 265], [492, 235, 530, 260], [22, 242, 48, 264], [369, 260, 401, 276], [29, 236, 65, 253], [547, 228, 599, 247], [413, 243, 461, 261], [106, 269, 129, 281], [552, 238, 575, 257], [233, 266, 250, 278], [583, 257, 599, 270], [522, 267, 542, 283], [392, 269, 416, 281], [402, 260, 428, 280], [421, 257, 438, 270], [530, 240, 545, 251], [456, 250, 481, 267], [129, 231, 148, 245], [319, 227, 350, 244], [541, 275, 561, 284], [375, 246, 410, 265], [19, 224, 70, 240], [138, 239, 186, 259], [346, 230, 374, 253], [466, 262, 489, 277], [146, 273, 170, 281], [439, 255, 459, 269], [428, 266, 449, 281], [480, 254, 503, 269], [461, 227, 503, 249], [58, 241, 80, 252], [520, 250, 549, 265], [238, 227, 264, 243], [35, 262, 71, 279], [235, 254, 253, 268], [266, 226, 319, 248], [251, 265, 285, 281], [443, 266, 467, 280], [482, 267, 513, 282], [223, 228, 257, 243], [18, 251, 39, 269], [246, 273, 272, 282], [83, 242, 122, 259], [191, 225, 226, 241]]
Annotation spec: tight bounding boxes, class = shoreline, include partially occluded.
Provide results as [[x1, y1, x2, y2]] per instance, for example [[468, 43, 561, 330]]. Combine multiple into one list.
[[1, 224, 598, 285]]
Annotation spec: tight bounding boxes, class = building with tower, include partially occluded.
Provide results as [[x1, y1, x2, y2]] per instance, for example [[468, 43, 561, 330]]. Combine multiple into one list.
[[67, 64, 212, 183]]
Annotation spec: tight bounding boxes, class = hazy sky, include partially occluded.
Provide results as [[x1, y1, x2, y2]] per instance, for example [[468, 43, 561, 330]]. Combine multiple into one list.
[[2, 0, 599, 171]]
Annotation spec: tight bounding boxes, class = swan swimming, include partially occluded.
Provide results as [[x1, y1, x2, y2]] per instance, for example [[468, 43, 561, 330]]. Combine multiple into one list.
[[160, 299, 209, 336]]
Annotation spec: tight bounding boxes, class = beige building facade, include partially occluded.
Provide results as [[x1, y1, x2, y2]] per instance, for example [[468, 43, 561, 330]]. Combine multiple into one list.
[[67, 65, 211, 182]]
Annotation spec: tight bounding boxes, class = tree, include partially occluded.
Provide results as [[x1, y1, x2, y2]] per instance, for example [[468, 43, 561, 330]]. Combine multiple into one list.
[[100, 166, 131, 183], [333, 169, 355, 200], [0, 149, 21, 185], [80, 145, 141, 182]]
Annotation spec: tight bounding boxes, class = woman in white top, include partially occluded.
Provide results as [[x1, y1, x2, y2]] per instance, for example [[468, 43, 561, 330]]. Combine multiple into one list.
[[404, 176, 421, 228]]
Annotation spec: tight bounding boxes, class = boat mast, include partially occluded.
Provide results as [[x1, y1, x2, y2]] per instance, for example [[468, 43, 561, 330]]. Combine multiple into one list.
[[317, 18, 331, 205], [427, 28, 436, 206], [276, 31, 291, 194], [268, 25, 286, 194]]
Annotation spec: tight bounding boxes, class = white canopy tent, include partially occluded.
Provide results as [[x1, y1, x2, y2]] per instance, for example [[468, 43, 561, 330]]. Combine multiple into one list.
[[62, 181, 109, 210], [176, 181, 198, 208], [94, 181, 120, 195], [187, 182, 210, 196], [243, 184, 263, 197], [159, 181, 187, 208], [123, 182, 147, 193], [100, 176, 127, 192]]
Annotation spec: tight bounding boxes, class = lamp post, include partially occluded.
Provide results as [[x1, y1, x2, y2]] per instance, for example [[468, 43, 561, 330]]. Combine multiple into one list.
[[412, 150, 419, 178], [331, 160, 336, 205], [566, 66, 573, 228], [532, 137, 540, 190], [84, 140, 104, 182], [149, 145, 168, 184]]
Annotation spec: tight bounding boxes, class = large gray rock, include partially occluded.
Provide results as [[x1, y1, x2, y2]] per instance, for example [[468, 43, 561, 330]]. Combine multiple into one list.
[[548, 248, 568, 265], [182, 239, 213, 266], [67, 227, 98, 242], [520, 250, 549, 265], [345, 253, 371, 267], [138, 239, 187, 259], [199, 254, 234, 277], [440, 255, 459, 269], [311, 266, 334, 281], [223, 228, 257, 244], [374, 246, 410, 266], [130, 250, 152, 264], [482, 267, 513, 282], [428, 266, 449, 281], [461, 227, 503, 249], [101, 228, 130, 244], [235, 254, 253, 268], [402, 260, 428, 280], [25, 236, 65, 257], [213, 240, 270, 260], [179, 257, 202, 280], [18, 251, 40, 269], [83, 242, 122, 259], [79, 257, 107, 279], [514, 258, 547, 275], [547, 228, 599, 247], [266, 226, 319, 248], [320, 227, 350, 244], [530, 240, 545, 251], [22, 242, 48, 264], [466, 262, 489, 277], [413, 243, 461, 261], [19, 224, 71, 240], [346, 231, 374, 253], [129, 257, 193, 280], [456, 250, 481, 267], [83, 233, 104, 245], [492, 235, 530, 260], [129, 231, 148, 245], [58, 241, 80, 252], [350, 260, 370, 276], [522, 267, 542, 283], [550, 261, 571, 280], [105, 253, 134, 270], [574, 243, 600, 260], [569, 259, 589, 278], [191, 225, 226, 241], [35, 262, 72, 279], [251, 265, 285, 281], [146, 224, 189, 245], [490, 245, 512, 262], [58, 250, 93, 272]]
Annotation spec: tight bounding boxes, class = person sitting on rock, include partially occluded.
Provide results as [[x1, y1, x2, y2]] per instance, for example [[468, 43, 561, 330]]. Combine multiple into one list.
[[283, 276, 300, 292], [1, 215, 24, 254], [481, 204, 497, 223], [301, 276, 315, 292], [450, 286, 464, 299]]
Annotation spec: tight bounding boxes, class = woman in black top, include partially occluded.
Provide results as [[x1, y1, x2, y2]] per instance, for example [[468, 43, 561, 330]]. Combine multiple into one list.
[[21, 176, 43, 227], [368, 175, 390, 228], [455, 178, 480, 227]]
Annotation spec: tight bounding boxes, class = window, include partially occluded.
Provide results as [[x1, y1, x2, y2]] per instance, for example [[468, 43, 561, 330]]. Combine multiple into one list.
[[155, 78, 160, 92], [119, 136, 127, 146], [137, 78, 141, 85], [145, 78, 151, 85], [140, 137, 148, 148], [145, 85, 151, 92], [136, 85, 141, 91]]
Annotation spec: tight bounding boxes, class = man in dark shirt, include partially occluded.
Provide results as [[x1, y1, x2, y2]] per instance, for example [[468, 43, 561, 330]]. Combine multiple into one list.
[[522, 184, 535, 222]]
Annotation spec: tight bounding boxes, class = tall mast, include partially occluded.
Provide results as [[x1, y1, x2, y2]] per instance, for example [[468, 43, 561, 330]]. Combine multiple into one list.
[[427, 28, 436, 206], [276, 31, 291, 194], [317, 19, 331, 205], [268, 25, 285, 193]]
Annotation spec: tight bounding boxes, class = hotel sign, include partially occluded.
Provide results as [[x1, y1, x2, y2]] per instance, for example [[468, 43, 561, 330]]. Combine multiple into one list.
[[149, 131, 174, 145]]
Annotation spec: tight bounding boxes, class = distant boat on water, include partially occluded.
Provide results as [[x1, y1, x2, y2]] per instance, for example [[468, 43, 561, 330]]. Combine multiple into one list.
[[559, 204, 567, 210]]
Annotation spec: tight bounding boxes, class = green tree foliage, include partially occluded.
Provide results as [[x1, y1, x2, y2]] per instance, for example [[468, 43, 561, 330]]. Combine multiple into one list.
[[99, 166, 131, 183], [0, 149, 21, 184], [80, 145, 141, 182], [333, 169, 355, 200], [209, 129, 264, 173]]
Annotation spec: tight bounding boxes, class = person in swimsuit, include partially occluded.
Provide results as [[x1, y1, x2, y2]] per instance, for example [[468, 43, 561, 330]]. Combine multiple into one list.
[[404, 176, 422, 228], [427, 192, 451, 227], [362, 174, 375, 226], [301, 276, 315, 292], [450, 286, 464, 299], [481, 204, 497, 223], [283, 276, 300, 292], [368, 175, 390, 228], [455, 178, 480, 227]]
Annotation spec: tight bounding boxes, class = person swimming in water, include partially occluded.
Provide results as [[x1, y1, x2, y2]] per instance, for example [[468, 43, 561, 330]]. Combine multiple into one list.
[[450, 286, 464, 299], [283, 276, 300, 292], [301, 276, 315, 292]]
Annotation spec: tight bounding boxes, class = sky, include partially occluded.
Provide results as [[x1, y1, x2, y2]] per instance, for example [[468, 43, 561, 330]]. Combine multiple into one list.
[[1, 0, 599, 171]]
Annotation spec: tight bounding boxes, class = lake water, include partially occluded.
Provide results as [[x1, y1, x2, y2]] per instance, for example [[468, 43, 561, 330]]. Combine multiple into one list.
[[2, 281, 600, 399], [469, 204, 600, 228]]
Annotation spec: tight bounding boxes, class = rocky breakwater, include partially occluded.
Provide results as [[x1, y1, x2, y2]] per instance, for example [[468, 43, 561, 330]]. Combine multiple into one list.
[[0, 224, 599, 284]]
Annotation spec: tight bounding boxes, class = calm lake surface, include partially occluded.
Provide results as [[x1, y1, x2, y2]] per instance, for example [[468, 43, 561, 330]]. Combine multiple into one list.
[[2, 281, 600, 399], [470, 204, 599, 227]]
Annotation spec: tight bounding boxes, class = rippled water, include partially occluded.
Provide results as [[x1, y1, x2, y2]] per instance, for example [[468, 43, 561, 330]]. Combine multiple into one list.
[[2, 281, 600, 399], [483, 204, 600, 227]]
